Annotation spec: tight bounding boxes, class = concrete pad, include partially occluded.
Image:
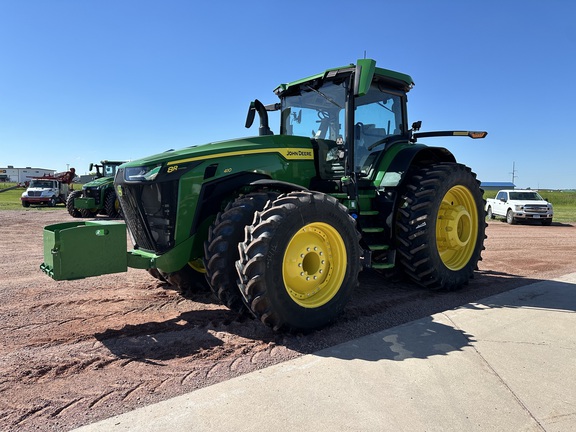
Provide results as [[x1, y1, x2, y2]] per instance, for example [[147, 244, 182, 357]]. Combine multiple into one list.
[[444, 273, 576, 431], [74, 273, 576, 432]]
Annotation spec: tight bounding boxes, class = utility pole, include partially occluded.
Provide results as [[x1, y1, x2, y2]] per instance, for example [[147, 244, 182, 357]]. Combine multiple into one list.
[[510, 162, 518, 186]]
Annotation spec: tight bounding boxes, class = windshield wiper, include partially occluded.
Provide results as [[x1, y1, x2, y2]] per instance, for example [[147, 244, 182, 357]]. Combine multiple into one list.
[[304, 85, 343, 109]]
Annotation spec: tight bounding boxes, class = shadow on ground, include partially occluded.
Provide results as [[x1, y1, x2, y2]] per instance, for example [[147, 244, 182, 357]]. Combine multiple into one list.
[[93, 269, 568, 364]]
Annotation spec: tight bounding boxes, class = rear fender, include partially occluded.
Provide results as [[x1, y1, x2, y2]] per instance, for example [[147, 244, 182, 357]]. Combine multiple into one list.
[[377, 145, 456, 188]]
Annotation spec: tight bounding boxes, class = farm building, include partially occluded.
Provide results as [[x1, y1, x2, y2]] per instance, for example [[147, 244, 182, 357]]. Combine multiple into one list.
[[480, 182, 516, 192], [0, 166, 55, 183]]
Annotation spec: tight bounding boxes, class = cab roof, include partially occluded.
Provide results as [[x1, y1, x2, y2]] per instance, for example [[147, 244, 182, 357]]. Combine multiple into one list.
[[274, 59, 414, 97]]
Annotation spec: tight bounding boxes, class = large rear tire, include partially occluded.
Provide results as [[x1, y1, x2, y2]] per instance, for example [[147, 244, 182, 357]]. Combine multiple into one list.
[[204, 192, 279, 313], [395, 162, 486, 290], [237, 191, 361, 332], [66, 190, 82, 218]]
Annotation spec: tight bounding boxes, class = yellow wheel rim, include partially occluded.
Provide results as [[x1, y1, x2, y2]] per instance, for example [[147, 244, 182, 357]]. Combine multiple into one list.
[[436, 185, 479, 271], [282, 222, 347, 308], [188, 258, 206, 273]]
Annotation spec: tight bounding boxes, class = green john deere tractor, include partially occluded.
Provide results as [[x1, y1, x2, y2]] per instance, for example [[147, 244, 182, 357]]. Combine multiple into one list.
[[42, 59, 487, 332], [67, 160, 125, 218]]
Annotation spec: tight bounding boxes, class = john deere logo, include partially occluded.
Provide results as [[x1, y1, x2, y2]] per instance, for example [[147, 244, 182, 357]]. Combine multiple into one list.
[[282, 149, 314, 160]]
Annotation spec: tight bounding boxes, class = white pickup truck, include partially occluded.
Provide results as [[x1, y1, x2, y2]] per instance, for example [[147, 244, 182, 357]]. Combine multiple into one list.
[[485, 189, 553, 225]]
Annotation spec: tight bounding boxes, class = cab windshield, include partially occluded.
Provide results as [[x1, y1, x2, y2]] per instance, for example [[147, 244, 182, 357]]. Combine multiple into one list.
[[281, 80, 347, 140], [30, 180, 55, 188], [280, 76, 407, 177], [354, 83, 404, 170], [103, 164, 119, 177], [509, 191, 545, 201]]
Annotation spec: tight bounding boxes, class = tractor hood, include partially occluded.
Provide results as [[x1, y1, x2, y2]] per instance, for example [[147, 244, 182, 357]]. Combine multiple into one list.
[[120, 135, 315, 171], [83, 176, 114, 188]]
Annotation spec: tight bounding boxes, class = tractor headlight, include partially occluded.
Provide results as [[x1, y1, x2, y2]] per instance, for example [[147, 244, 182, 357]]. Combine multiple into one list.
[[124, 165, 162, 182]]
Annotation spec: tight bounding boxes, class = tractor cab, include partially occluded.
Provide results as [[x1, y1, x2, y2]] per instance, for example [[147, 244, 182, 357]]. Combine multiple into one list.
[[280, 66, 409, 181], [90, 160, 125, 179], [247, 60, 414, 189]]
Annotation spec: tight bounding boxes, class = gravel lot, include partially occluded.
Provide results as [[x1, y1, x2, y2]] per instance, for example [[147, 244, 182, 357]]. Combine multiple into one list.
[[1, 209, 575, 431]]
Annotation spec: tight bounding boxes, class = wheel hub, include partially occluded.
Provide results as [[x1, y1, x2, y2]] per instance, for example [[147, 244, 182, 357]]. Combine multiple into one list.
[[436, 186, 478, 271], [437, 205, 472, 249], [282, 223, 346, 308]]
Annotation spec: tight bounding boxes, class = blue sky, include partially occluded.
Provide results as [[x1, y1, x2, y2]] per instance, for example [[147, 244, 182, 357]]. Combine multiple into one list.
[[1, 0, 575, 189]]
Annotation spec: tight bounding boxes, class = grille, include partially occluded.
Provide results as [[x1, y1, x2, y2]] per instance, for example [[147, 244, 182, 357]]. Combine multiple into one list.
[[85, 187, 100, 204], [28, 191, 42, 197], [524, 205, 548, 213], [118, 180, 178, 253]]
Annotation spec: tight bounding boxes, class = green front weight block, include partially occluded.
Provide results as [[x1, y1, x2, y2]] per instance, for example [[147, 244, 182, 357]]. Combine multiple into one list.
[[74, 197, 97, 209], [41, 220, 128, 280]]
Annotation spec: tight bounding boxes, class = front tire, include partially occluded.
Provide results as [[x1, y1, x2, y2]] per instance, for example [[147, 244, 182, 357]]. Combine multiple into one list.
[[79, 208, 98, 218], [66, 190, 82, 217], [154, 263, 211, 297], [204, 192, 279, 313], [237, 191, 361, 332], [395, 162, 486, 291], [506, 209, 516, 225]]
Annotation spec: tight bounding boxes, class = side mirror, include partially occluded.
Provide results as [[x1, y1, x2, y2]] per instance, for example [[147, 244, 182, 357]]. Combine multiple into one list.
[[245, 99, 273, 136], [245, 102, 256, 129]]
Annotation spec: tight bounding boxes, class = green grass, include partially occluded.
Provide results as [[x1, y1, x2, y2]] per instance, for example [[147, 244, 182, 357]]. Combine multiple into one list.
[[483, 189, 576, 223], [0, 183, 67, 211], [0, 182, 18, 191]]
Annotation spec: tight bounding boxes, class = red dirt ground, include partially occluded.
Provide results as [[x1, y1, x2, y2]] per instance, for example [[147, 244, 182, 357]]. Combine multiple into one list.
[[1, 210, 574, 431]]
